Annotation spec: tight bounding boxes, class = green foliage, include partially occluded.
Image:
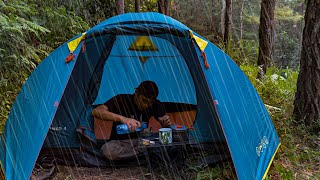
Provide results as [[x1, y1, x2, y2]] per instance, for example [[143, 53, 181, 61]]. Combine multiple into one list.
[[0, 0, 89, 133], [188, 165, 224, 179], [276, 6, 303, 22], [141, 0, 158, 12], [125, 0, 157, 12], [274, 31, 300, 69], [0, 1, 50, 66], [268, 122, 320, 179], [0, 1, 49, 130], [217, 38, 259, 66], [186, 156, 236, 179], [274, 4, 304, 69], [240, 66, 298, 110], [37, 6, 89, 47], [244, 11, 260, 25], [76, 0, 115, 26]]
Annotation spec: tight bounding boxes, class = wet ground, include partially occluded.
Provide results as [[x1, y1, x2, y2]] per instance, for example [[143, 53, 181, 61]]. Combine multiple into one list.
[[53, 165, 149, 180], [53, 165, 193, 180]]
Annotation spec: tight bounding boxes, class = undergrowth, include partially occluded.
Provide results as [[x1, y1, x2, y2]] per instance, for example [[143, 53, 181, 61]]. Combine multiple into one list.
[[242, 65, 319, 179]]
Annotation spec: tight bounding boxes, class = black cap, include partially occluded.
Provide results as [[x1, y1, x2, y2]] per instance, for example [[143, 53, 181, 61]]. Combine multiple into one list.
[[136, 81, 159, 99]]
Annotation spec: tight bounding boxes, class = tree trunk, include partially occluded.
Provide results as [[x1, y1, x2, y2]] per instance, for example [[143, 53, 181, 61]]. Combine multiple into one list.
[[135, 0, 140, 12], [298, 2, 305, 66], [257, 0, 276, 79], [294, 0, 320, 126], [224, 0, 232, 47], [172, 0, 178, 17], [220, 0, 226, 38], [158, 0, 170, 15], [116, 0, 125, 14], [240, 0, 245, 59], [240, 0, 244, 40]]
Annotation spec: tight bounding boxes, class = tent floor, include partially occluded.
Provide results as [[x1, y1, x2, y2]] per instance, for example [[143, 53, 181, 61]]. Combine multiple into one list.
[[36, 142, 231, 179], [39, 141, 230, 167]]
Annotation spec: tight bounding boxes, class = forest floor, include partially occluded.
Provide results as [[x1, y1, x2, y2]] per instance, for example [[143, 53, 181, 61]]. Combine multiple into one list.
[[53, 165, 152, 180], [52, 164, 203, 180], [52, 164, 235, 180], [50, 148, 235, 180]]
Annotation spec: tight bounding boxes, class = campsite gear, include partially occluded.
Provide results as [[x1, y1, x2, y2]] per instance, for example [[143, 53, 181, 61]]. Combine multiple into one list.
[[159, 128, 172, 145], [141, 127, 153, 138], [170, 125, 189, 142], [0, 12, 280, 180], [148, 110, 196, 132], [100, 139, 143, 160], [65, 53, 76, 63], [94, 118, 113, 141], [30, 165, 55, 180], [116, 122, 147, 134], [30, 159, 56, 180], [141, 139, 151, 146]]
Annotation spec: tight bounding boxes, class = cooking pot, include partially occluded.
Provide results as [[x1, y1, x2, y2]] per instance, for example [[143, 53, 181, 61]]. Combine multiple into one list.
[[170, 125, 188, 142]]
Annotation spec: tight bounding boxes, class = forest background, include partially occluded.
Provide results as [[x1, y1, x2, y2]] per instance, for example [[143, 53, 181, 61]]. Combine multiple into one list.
[[0, 0, 319, 179]]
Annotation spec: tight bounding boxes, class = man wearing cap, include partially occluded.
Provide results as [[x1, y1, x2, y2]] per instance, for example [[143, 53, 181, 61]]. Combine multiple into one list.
[[92, 80, 171, 160]]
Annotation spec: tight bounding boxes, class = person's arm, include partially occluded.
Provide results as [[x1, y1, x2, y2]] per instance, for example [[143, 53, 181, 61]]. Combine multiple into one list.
[[91, 105, 141, 131]]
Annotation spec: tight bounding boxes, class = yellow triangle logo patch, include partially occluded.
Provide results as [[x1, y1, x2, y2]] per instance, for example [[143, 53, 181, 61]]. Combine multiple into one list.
[[128, 36, 158, 51], [139, 56, 150, 64]]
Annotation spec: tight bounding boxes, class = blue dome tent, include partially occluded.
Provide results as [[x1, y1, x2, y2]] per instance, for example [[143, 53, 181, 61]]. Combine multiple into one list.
[[0, 12, 280, 180]]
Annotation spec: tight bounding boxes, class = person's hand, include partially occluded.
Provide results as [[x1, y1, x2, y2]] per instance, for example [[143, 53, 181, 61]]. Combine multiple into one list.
[[158, 115, 171, 127], [121, 117, 141, 131]]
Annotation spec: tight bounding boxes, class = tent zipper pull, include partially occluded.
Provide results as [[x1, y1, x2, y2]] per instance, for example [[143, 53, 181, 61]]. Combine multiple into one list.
[[65, 52, 76, 63], [201, 50, 209, 69], [82, 42, 86, 53]]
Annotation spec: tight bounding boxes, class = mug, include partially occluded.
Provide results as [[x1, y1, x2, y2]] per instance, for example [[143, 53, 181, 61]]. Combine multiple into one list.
[[159, 128, 172, 144]]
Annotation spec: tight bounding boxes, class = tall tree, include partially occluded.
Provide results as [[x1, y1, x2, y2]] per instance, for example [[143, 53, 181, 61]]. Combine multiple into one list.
[[294, 0, 320, 127], [224, 0, 232, 46], [158, 0, 170, 15], [239, 0, 245, 40], [220, 0, 226, 38], [135, 0, 140, 12], [116, 0, 125, 14], [257, 0, 276, 78]]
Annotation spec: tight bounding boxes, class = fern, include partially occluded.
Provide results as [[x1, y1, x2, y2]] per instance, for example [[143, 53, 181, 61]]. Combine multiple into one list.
[[0, 0, 89, 133], [0, 5, 17, 14], [2, 26, 24, 35], [16, 17, 50, 33], [0, 13, 9, 25]]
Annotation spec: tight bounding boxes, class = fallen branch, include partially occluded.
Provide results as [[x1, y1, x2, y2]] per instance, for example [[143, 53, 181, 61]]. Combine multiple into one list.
[[265, 104, 282, 111]]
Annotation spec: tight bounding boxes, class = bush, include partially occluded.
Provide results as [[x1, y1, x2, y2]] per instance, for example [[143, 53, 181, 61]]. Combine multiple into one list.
[[0, 0, 89, 133]]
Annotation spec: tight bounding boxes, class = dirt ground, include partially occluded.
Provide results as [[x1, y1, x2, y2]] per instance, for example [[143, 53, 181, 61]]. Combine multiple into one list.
[[53, 165, 150, 180], [52, 165, 191, 180]]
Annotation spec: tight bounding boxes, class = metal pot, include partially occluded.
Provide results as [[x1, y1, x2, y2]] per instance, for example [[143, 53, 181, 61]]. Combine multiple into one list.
[[170, 125, 189, 142]]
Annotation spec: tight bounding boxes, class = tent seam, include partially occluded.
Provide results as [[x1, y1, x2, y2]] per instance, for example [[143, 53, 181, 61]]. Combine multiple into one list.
[[262, 143, 281, 179]]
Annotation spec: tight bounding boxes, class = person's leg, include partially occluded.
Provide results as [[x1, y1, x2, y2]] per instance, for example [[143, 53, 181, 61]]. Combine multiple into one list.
[[100, 140, 123, 160], [100, 139, 143, 160]]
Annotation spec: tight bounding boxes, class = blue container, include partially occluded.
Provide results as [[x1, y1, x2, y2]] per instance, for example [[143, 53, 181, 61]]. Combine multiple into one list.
[[116, 122, 147, 134]]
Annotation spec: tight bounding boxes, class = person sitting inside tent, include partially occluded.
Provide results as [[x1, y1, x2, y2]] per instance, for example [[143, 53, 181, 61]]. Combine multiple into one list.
[[91, 80, 171, 160]]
